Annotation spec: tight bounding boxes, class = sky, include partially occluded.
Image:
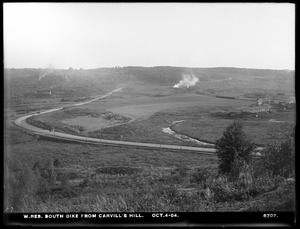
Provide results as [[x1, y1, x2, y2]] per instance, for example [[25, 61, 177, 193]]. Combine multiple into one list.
[[3, 3, 295, 70]]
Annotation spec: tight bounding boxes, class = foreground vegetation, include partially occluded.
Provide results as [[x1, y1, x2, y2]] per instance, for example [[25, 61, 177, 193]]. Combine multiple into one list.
[[5, 67, 295, 213], [4, 122, 295, 212]]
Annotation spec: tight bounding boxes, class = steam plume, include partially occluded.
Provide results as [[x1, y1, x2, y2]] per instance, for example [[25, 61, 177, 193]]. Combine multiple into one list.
[[173, 73, 199, 88], [39, 66, 54, 80]]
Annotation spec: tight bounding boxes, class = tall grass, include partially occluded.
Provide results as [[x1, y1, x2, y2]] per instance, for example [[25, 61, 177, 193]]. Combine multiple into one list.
[[4, 125, 295, 212], [5, 160, 294, 212]]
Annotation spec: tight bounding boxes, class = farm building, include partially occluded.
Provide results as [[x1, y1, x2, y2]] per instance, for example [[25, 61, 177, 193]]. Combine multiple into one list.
[[256, 98, 263, 106]]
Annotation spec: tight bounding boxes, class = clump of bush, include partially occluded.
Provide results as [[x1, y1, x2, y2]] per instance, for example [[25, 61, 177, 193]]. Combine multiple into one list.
[[190, 167, 215, 189], [193, 121, 295, 208], [4, 156, 65, 212], [215, 121, 255, 179], [259, 132, 295, 178], [26, 117, 53, 131], [169, 165, 190, 183], [5, 159, 41, 212]]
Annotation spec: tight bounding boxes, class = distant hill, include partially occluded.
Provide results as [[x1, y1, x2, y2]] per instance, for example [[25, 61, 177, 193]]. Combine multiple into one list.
[[4, 67, 294, 98]]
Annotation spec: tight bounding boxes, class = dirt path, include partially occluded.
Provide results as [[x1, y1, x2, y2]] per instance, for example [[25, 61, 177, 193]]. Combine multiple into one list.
[[12, 88, 216, 153]]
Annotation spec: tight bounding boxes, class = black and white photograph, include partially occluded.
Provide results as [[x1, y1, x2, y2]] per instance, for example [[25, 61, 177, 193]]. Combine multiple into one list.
[[3, 2, 295, 226]]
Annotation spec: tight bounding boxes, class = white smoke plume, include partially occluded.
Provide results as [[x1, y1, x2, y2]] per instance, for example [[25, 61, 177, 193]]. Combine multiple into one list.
[[173, 73, 199, 88], [39, 66, 55, 80]]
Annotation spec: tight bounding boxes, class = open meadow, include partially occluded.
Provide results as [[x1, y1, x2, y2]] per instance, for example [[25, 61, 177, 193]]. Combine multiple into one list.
[[28, 83, 295, 147], [4, 67, 295, 213]]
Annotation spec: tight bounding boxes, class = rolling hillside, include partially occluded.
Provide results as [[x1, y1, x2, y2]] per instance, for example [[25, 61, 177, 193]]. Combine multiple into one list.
[[4, 67, 294, 99]]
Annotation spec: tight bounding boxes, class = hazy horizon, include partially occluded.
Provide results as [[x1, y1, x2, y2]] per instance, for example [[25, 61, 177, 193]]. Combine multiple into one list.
[[4, 3, 295, 70], [3, 65, 295, 71]]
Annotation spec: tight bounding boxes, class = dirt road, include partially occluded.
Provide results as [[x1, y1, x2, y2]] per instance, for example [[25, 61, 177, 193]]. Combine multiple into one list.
[[12, 87, 216, 154]]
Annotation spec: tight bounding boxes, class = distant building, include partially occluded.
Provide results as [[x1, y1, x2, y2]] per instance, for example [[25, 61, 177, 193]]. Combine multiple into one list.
[[257, 98, 263, 106]]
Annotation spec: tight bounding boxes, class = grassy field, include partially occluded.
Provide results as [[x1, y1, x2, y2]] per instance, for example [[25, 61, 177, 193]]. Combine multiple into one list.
[[5, 67, 295, 213], [5, 123, 218, 212], [28, 90, 255, 146], [169, 107, 296, 145], [4, 123, 295, 212], [24, 87, 295, 147]]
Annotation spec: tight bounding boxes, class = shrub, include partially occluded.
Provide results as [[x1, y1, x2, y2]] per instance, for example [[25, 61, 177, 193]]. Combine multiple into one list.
[[215, 121, 255, 176], [191, 167, 215, 188], [4, 158, 41, 212], [209, 161, 272, 203], [236, 162, 254, 189], [230, 157, 255, 183], [260, 134, 295, 178], [170, 166, 190, 183], [250, 173, 277, 194], [210, 175, 253, 202], [53, 158, 62, 168], [60, 175, 71, 189], [4, 155, 63, 212], [210, 176, 236, 202]]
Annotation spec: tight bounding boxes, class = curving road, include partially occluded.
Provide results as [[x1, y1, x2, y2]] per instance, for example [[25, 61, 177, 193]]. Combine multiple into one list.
[[12, 87, 216, 154]]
